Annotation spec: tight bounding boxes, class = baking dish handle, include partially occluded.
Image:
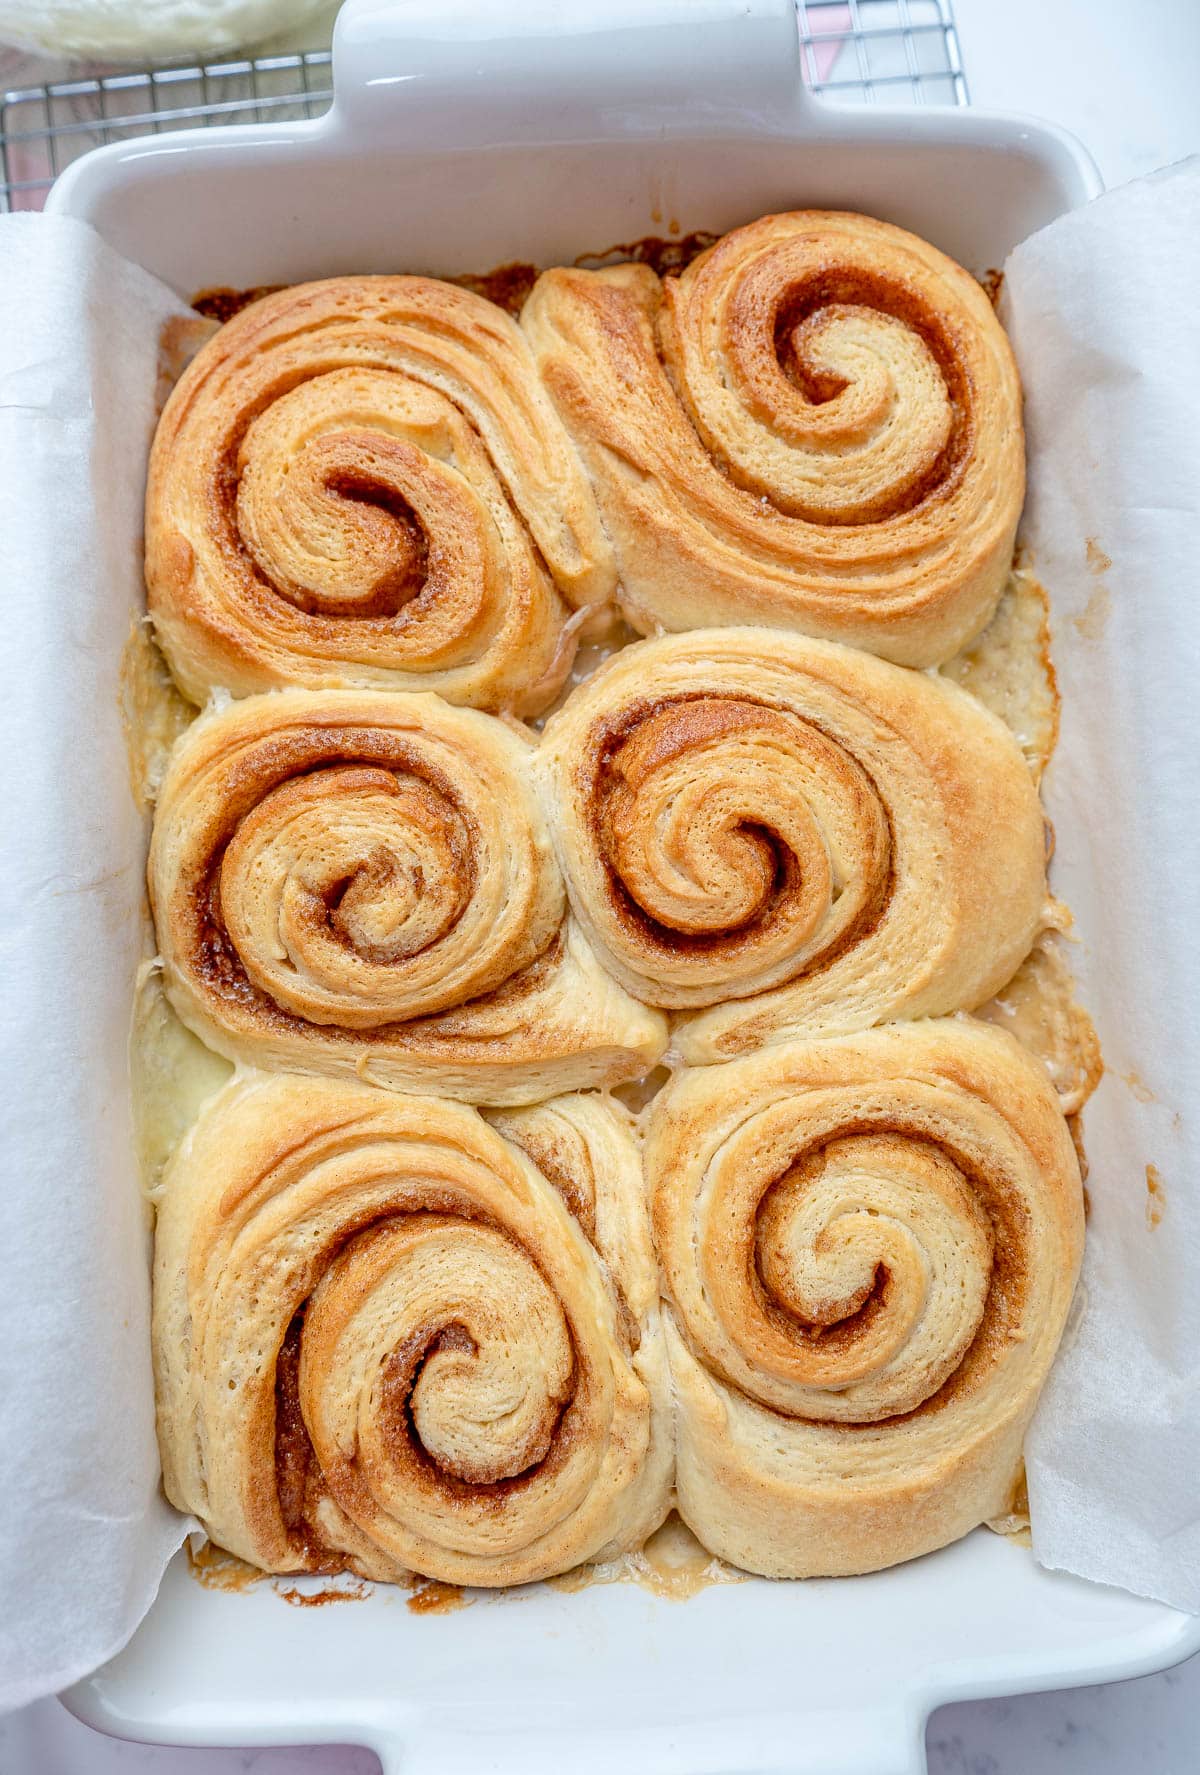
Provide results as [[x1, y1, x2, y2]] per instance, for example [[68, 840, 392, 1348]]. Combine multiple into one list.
[[329, 0, 817, 146], [367, 1705, 930, 1775]]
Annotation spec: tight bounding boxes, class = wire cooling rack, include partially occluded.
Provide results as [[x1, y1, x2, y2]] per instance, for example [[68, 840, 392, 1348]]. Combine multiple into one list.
[[0, 0, 967, 214]]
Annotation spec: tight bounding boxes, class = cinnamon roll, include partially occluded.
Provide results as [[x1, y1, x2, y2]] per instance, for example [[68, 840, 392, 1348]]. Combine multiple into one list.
[[154, 1074, 671, 1585], [647, 1020, 1084, 1577], [522, 211, 1023, 665], [148, 689, 665, 1105], [535, 629, 1045, 1057], [146, 277, 616, 714]]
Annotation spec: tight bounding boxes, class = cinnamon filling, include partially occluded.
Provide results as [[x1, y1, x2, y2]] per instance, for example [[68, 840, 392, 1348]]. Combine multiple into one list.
[[210, 371, 438, 628], [273, 1308, 342, 1571], [586, 692, 895, 970], [736, 1124, 1029, 1430], [272, 1206, 582, 1548], [310, 467, 430, 619], [187, 733, 482, 1012], [765, 267, 973, 524]]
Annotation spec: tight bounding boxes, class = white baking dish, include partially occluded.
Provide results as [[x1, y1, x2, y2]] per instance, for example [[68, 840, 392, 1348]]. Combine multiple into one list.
[[46, 2, 1200, 1769]]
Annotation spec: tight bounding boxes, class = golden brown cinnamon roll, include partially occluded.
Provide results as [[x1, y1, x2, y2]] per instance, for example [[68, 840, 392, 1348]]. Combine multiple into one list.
[[647, 1021, 1084, 1577], [146, 277, 616, 714], [523, 211, 1023, 665], [154, 1075, 671, 1585], [535, 629, 1045, 1058], [148, 689, 665, 1105]]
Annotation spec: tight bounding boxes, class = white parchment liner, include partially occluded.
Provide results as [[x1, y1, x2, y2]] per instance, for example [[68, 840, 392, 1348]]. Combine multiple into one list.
[[0, 215, 194, 1709], [1005, 159, 1200, 1613]]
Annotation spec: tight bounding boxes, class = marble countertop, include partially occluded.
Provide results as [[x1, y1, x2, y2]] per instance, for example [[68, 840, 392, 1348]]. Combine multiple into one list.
[[2, 0, 1196, 1768]]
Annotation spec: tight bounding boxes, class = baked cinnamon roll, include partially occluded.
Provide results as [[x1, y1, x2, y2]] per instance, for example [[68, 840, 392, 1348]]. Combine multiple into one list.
[[647, 1021, 1084, 1576], [154, 1075, 671, 1585], [146, 277, 616, 714], [536, 629, 1045, 1057], [148, 689, 665, 1105], [523, 211, 1022, 665]]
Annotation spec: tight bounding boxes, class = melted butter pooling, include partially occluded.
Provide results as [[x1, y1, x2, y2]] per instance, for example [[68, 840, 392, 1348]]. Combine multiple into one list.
[[133, 965, 233, 1196], [940, 570, 1059, 780]]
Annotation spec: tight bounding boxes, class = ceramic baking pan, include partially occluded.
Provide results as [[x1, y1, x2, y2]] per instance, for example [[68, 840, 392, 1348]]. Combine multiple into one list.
[[47, 3, 1200, 1769]]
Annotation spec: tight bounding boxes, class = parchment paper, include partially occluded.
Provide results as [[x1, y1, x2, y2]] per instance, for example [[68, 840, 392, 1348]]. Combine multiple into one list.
[[0, 162, 1197, 1707], [1006, 158, 1200, 1614], [0, 215, 195, 1711]]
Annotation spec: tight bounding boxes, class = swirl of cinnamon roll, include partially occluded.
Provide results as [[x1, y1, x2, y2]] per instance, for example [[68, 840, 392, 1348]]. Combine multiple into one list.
[[647, 1021, 1084, 1576], [146, 277, 616, 715], [153, 1075, 671, 1585], [148, 689, 665, 1105], [522, 211, 1023, 666], [535, 630, 1045, 1057]]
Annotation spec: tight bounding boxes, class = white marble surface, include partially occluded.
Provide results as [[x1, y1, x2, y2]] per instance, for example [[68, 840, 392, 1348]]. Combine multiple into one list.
[[2, 0, 1198, 1768]]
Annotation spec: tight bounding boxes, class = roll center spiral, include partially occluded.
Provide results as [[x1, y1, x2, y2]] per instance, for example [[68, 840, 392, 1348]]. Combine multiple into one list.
[[215, 761, 484, 1025], [602, 699, 817, 939], [321, 462, 431, 615], [667, 240, 974, 524], [299, 1213, 578, 1517], [232, 372, 511, 633], [698, 1119, 996, 1421], [575, 689, 892, 1008]]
